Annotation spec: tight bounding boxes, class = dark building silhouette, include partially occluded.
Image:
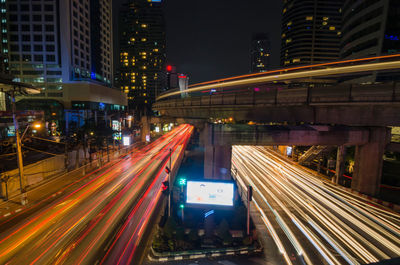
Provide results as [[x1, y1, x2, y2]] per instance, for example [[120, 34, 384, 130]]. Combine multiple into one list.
[[250, 33, 271, 73], [341, 0, 400, 82], [280, 0, 343, 67], [117, 0, 166, 117]]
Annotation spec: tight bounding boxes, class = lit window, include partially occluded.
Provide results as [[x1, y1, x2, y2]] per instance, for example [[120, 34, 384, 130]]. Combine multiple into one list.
[[323, 17, 329, 21], [286, 38, 292, 43], [281, 33, 286, 38], [130, 38, 135, 42], [141, 38, 147, 42], [322, 21, 327, 26], [329, 26, 335, 30], [292, 58, 300, 63], [141, 24, 147, 28], [337, 31, 341, 35], [283, 8, 286, 14], [287, 21, 292, 26], [306, 16, 313, 21]]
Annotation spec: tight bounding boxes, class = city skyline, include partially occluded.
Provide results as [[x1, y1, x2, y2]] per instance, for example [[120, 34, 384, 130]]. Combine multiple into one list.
[[0, 1, 399, 265]]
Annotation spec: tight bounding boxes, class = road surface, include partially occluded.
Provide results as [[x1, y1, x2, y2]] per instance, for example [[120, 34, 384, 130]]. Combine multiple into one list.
[[232, 146, 400, 265], [0, 124, 193, 265]]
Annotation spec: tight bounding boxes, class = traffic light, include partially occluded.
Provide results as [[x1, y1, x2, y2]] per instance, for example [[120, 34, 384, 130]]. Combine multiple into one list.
[[166, 65, 172, 72], [162, 180, 169, 195], [248, 185, 253, 202], [178, 177, 186, 186]]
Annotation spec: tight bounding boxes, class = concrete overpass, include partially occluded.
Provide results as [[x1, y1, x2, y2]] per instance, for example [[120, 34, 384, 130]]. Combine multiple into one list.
[[154, 82, 400, 126], [200, 124, 389, 197], [151, 56, 400, 197]]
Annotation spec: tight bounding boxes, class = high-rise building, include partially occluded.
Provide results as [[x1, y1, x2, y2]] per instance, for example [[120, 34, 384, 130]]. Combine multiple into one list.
[[117, 0, 166, 117], [340, 0, 400, 82], [89, 0, 113, 83], [6, 0, 114, 97], [5, 0, 126, 131], [280, 0, 343, 67], [0, 0, 9, 77], [250, 33, 270, 73]]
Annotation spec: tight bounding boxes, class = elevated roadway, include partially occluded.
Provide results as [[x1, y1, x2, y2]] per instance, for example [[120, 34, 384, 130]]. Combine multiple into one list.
[[154, 82, 400, 126]]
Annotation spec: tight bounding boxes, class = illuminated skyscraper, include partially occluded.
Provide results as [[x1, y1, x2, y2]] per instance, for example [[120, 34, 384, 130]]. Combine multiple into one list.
[[117, 0, 166, 117], [280, 0, 343, 67], [6, 0, 113, 93], [5, 0, 125, 125], [250, 33, 270, 73]]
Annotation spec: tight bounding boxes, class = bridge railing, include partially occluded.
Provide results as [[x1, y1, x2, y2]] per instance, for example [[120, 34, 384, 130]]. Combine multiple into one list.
[[153, 82, 400, 109], [156, 54, 400, 101]]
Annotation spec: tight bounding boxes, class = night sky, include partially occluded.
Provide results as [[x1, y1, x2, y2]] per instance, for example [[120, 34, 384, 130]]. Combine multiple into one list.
[[114, 0, 283, 84]]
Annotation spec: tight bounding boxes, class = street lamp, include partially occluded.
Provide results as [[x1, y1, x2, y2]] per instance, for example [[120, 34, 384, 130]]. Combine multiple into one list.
[[0, 77, 41, 199], [16, 121, 43, 195], [21, 121, 41, 140]]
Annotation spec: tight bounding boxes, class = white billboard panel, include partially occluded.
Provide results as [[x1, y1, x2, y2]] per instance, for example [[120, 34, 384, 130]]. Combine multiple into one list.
[[186, 181, 234, 206]]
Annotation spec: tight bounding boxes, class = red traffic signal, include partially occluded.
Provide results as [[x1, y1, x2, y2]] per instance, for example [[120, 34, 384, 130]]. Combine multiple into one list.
[[162, 181, 169, 190], [166, 65, 172, 72], [162, 180, 170, 194], [165, 166, 171, 174]]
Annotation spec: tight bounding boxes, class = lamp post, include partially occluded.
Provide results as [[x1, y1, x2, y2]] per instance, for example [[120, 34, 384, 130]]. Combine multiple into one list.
[[0, 80, 41, 199], [14, 120, 41, 196]]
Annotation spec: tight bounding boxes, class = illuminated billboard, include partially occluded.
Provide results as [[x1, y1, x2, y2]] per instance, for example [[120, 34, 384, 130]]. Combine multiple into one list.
[[186, 181, 234, 206]]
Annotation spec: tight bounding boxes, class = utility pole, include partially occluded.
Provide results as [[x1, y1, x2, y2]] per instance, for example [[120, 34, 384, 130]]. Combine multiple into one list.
[[247, 185, 253, 235], [11, 90, 25, 195], [168, 148, 172, 217]]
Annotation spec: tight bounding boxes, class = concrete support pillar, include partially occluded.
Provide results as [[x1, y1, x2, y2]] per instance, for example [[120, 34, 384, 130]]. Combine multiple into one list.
[[333, 145, 346, 185], [351, 127, 390, 196], [204, 145, 232, 180]]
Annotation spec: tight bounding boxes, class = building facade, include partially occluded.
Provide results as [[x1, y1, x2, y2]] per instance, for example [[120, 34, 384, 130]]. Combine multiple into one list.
[[4, 0, 125, 133], [250, 33, 270, 73], [6, 0, 114, 96], [280, 0, 343, 67], [117, 0, 166, 117], [1, 0, 9, 77], [340, 0, 400, 82]]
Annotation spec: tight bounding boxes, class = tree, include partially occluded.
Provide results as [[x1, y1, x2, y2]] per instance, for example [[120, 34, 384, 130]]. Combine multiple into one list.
[[163, 216, 177, 239], [188, 229, 199, 242], [152, 228, 167, 252], [216, 219, 233, 246]]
